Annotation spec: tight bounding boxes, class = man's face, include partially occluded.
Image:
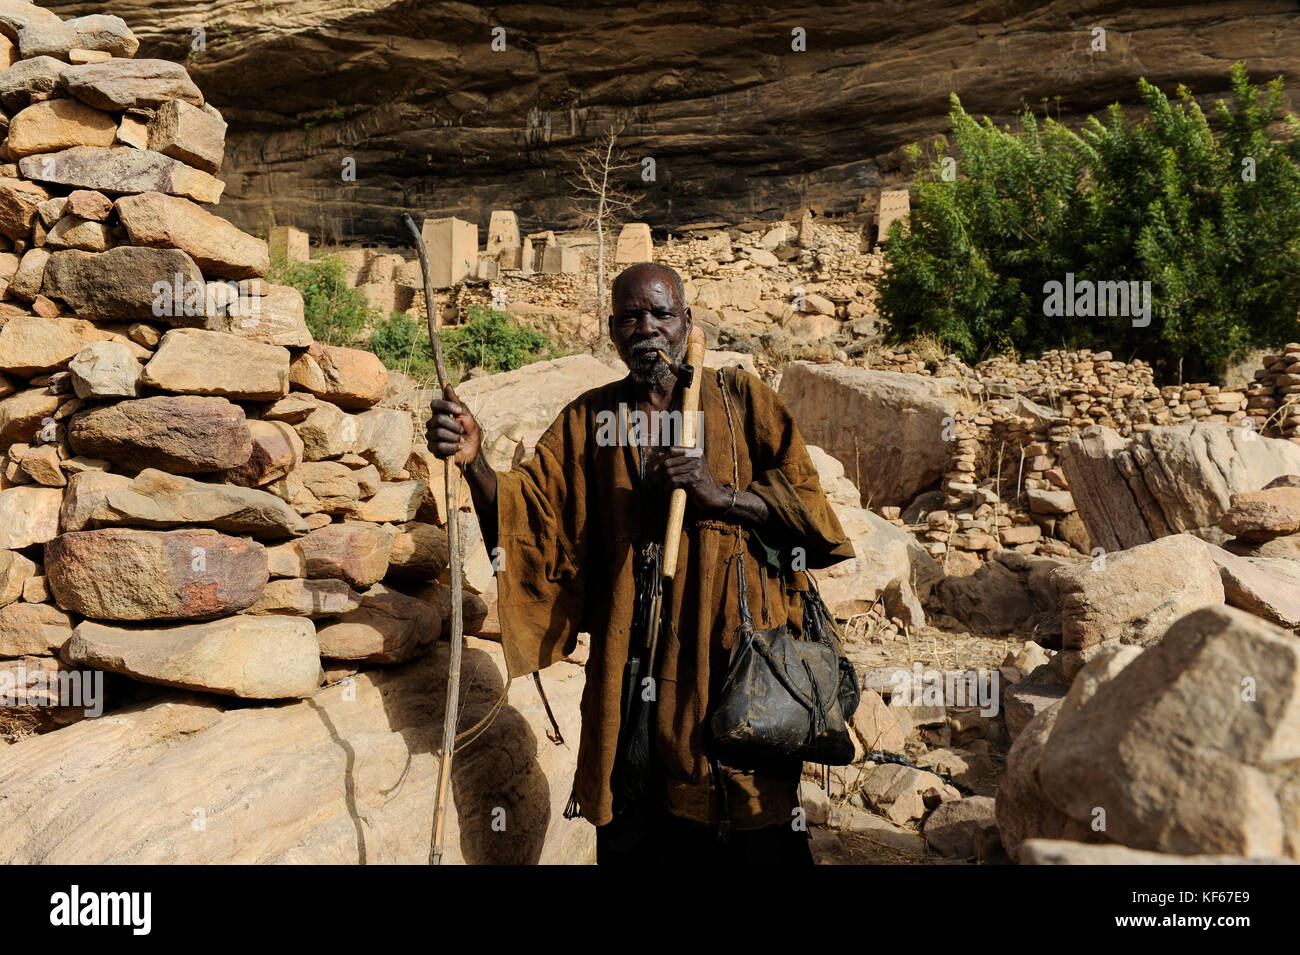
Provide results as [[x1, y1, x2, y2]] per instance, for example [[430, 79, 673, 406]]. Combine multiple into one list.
[[608, 270, 692, 385]]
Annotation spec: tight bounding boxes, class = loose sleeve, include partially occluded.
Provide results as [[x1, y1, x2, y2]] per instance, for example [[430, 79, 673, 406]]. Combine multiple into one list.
[[729, 367, 855, 570], [492, 401, 590, 679]]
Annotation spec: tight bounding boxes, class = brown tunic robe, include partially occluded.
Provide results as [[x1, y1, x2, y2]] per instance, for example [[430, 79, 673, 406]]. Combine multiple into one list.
[[494, 365, 853, 829]]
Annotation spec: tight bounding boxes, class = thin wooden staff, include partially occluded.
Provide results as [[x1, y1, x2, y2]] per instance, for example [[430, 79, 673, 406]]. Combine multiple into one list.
[[401, 213, 464, 866]]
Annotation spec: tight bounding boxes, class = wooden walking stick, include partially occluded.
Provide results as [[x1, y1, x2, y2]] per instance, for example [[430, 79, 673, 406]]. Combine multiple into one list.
[[645, 326, 707, 673], [661, 326, 707, 580], [401, 213, 464, 866]]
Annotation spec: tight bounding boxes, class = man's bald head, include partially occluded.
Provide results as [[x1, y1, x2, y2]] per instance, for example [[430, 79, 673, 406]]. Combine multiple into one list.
[[611, 262, 686, 312], [607, 262, 692, 386]]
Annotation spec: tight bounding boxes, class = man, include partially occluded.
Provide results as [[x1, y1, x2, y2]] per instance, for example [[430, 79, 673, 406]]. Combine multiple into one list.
[[427, 262, 853, 864]]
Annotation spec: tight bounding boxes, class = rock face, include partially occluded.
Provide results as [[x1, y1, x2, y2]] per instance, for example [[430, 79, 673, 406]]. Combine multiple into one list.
[[0, 643, 591, 864], [64, 615, 320, 699], [1062, 423, 1300, 553], [45, 528, 268, 621], [780, 363, 956, 509], [42, 1, 1300, 241]]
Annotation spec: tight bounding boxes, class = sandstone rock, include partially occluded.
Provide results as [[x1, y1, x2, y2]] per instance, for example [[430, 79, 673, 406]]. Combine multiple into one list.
[[45, 528, 268, 621], [44, 214, 113, 251], [6, 246, 49, 300], [1220, 487, 1300, 542], [354, 407, 412, 479], [780, 363, 956, 508], [20, 146, 223, 204], [293, 399, 357, 461], [0, 387, 61, 442], [1062, 423, 1300, 553], [17, 443, 62, 486], [0, 642, 589, 863], [65, 188, 111, 221], [289, 343, 388, 409], [0, 177, 49, 239], [353, 480, 424, 523], [1003, 663, 1068, 741], [116, 191, 266, 279], [0, 548, 36, 608], [1027, 488, 1075, 515], [58, 470, 131, 532], [43, 246, 205, 323], [938, 560, 1039, 635], [808, 445, 938, 624], [226, 419, 303, 488], [0, 600, 73, 657], [67, 340, 143, 398], [141, 328, 289, 401], [6, 98, 117, 157], [296, 522, 393, 588], [1206, 545, 1300, 630], [0, 56, 65, 111], [850, 689, 908, 753], [1037, 605, 1300, 858], [265, 542, 305, 578], [243, 577, 362, 618], [148, 99, 225, 173], [206, 282, 311, 347], [923, 796, 997, 858], [64, 615, 318, 699], [0, 315, 112, 376], [1019, 839, 1295, 865], [290, 461, 361, 514], [83, 468, 308, 539], [68, 395, 252, 474], [387, 521, 450, 578], [1050, 534, 1224, 649], [15, 14, 138, 61], [858, 762, 957, 825], [62, 59, 203, 112], [315, 583, 444, 663], [0, 485, 61, 549]]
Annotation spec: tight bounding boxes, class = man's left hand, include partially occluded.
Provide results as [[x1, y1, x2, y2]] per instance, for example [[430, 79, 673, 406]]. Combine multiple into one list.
[[656, 441, 730, 514]]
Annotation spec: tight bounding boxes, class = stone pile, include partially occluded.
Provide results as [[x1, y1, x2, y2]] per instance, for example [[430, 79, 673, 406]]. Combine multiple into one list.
[[0, 5, 484, 730], [1246, 342, 1300, 443]]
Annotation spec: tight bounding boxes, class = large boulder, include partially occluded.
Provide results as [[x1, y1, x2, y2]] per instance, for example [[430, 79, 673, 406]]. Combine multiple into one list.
[[1220, 487, 1300, 542], [806, 445, 940, 627], [448, 354, 623, 469], [0, 642, 591, 864], [295, 523, 394, 589], [779, 363, 956, 508], [67, 395, 252, 474], [1062, 423, 1300, 553], [1049, 534, 1224, 649], [1037, 605, 1300, 858], [63, 615, 319, 699], [0, 315, 113, 376], [45, 528, 268, 621], [288, 343, 388, 409], [1205, 544, 1300, 630], [6, 98, 117, 157]]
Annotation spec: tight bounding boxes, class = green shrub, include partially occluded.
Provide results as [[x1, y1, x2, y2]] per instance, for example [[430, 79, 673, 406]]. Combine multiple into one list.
[[879, 64, 1300, 379], [367, 306, 557, 383], [267, 253, 372, 347]]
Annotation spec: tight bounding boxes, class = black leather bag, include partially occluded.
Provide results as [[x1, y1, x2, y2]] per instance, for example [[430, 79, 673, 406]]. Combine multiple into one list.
[[709, 542, 860, 767]]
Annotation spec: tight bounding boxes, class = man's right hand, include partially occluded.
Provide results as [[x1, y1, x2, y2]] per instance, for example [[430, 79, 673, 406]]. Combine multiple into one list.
[[427, 385, 482, 467]]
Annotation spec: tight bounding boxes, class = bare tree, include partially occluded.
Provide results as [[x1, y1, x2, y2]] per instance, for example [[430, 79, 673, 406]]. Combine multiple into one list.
[[567, 122, 641, 327]]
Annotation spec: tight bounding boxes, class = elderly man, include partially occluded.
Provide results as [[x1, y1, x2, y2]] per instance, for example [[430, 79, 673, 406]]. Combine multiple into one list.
[[428, 262, 852, 865]]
